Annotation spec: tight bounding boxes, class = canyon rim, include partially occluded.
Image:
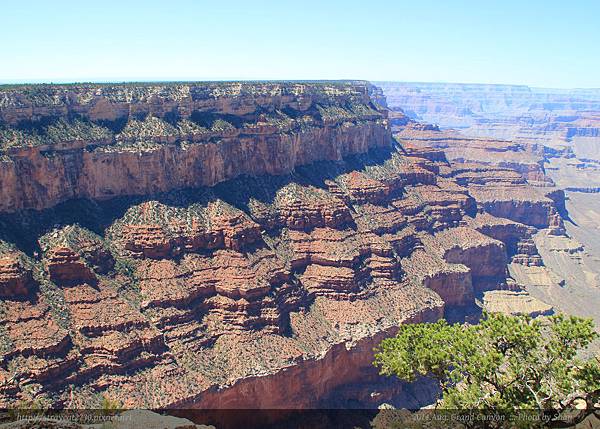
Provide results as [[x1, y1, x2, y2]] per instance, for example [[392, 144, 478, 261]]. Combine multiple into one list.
[[1, 79, 597, 421]]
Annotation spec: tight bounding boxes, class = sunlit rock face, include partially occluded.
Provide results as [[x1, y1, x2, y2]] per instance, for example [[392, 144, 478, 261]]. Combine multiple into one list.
[[0, 254, 35, 298], [0, 81, 391, 212], [0, 82, 567, 409]]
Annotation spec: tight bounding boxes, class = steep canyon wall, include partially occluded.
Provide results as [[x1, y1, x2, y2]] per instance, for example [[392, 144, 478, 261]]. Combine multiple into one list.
[[0, 82, 567, 409]]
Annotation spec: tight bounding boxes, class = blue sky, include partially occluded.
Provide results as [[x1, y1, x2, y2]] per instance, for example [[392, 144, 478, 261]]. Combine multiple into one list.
[[1, 0, 599, 87]]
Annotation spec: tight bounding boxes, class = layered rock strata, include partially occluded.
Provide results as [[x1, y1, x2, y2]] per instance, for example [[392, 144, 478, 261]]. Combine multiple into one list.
[[394, 122, 567, 234], [0, 82, 567, 409], [378, 81, 600, 193], [0, 254, 35, 298], [0, 82, 389, 212]]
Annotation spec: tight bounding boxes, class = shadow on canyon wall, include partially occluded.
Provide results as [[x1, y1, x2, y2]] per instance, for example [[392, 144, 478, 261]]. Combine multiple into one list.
[[0, 145, 401, 257]]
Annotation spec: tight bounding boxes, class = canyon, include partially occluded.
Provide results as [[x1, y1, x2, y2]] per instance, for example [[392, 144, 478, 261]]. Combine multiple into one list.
[[380, 81, 600, 336], [0, 81, 587, 413]]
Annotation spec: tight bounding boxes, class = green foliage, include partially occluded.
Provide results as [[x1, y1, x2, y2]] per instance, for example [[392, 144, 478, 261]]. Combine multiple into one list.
[[0, 306, 15, 354], [45, 119, 113, 143], [39, 280, 72, 330], [245, 110, 295, 130], [316, 102, 380, 123], [374, 312, 600, 426], [349, 102, 380, 117], [38, 224, 103, 253], [177, 118, 208, 136], [113, 256, 136, 278], [8, 397, 50, 419], [210, 118, 235, 132], [0, 126, 42, 149], [99, 395, 123, 416]]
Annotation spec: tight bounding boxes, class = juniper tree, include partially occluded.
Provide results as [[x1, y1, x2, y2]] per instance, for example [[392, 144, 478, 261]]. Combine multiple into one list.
[[374, 312, 600, 428]]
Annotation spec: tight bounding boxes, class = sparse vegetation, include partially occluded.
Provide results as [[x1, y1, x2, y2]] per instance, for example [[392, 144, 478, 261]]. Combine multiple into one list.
[[117, 116, 178, 141], [99, 395, 123, 416], [0, 81, 382, 156], [317, 104, 356, 121], [177, 118, 208, 136], [8, 397, 49, 418], [0, 304, 14, 355], [0, 119, 113, 151], [210, 118, 235, 132], [39, 280, 72, 330], [39, 224, 105, 254], [45, 119, 113, 143]]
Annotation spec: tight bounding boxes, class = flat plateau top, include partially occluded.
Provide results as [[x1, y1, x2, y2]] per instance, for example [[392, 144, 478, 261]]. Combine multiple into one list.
[[0, 80, 372, 110], [0, 80, 368, 92]]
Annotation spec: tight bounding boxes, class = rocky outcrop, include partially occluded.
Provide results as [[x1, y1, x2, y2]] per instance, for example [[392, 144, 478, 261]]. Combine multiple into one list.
[[44, 247, 97, 286], [482, 290, 553, 317], [0, 135, 461, 408], [62, 282, 167, 383], [393, 120, 567, 233], [0, 82, 374, 125], [403, 249, 473, 307], [432, 227, 507, 277], [468, 213, 543, 266], [379, 81, 600, 197], [337, 171, 391, 204], [0, 254, 34, 298], [0, 296, 74, 387], [274, 184, 354, 230], [416, 227, 508, 294], [118, 201, 263, 259], [180, 295, 442, 409]]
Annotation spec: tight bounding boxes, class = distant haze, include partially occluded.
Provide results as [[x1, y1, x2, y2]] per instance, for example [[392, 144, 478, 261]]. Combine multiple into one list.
[[1, 0, 599, 88]]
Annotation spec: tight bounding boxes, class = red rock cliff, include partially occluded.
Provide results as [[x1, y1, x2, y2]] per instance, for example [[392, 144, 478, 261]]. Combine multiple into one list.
[[0, 82, 390, 212], [0, 82, 569, 410]]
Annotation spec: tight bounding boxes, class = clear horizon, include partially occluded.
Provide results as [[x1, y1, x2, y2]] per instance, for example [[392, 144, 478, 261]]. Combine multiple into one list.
[[2, 0, 599, 88]]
